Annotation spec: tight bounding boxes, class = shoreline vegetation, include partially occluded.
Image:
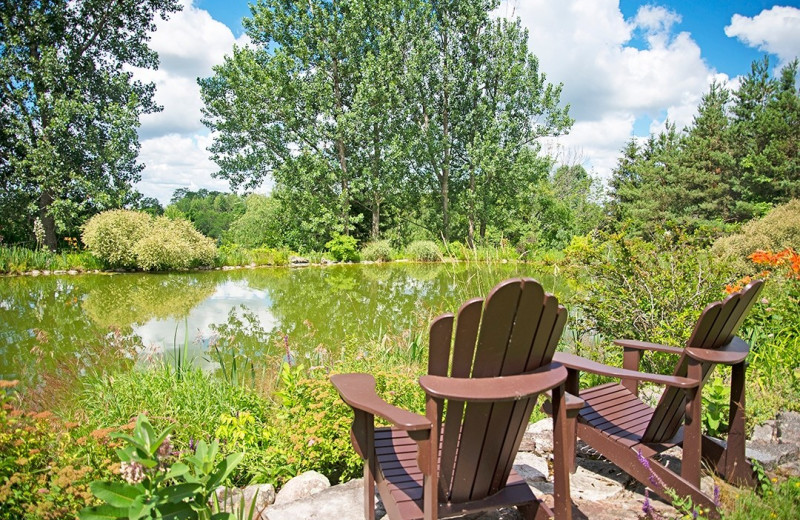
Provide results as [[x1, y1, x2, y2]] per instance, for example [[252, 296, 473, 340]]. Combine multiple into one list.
[[2, 201, 800, 519]]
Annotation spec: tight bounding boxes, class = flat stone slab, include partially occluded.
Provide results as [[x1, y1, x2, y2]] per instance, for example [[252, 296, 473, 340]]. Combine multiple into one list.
[[262, 478, 363, 520]]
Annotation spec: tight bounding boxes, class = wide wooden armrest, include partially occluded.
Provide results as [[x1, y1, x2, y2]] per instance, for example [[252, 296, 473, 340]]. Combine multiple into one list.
[[553, 352, 699, 389], [330, 373, 431, 431], [613, 339, 683, 355], [419, 363, 567, 402], [685, 336, 749, 365]]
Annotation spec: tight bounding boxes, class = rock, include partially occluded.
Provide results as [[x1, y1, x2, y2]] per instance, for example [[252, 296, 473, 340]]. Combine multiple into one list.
[[512, 452, 549, 483], [519, 419, 552, 454], [42, 270, 50, 275], [746, 442, 799, 469], [750, 421, 776, 443], [273, 471, 330, 505], [53, 270, 66, 274], [216, 484, 275, 516], [776, 412, 800, 444], [67, 269, 78, 275], [290, 255, 310, 265], [263, 478, 357, 519], [30, 270, 40, 276], [320, 258, 336, 265]]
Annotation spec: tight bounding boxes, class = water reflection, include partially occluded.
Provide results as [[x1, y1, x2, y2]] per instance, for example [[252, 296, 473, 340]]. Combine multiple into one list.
[[0, 263, 564, 390]]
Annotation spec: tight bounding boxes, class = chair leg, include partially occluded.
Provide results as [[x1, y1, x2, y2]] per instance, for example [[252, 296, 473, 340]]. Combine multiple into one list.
[[682, 363, 703, 488], [725, 361, 754, 486], [364, 460, 376, 520], [551, 384, 572, 520]]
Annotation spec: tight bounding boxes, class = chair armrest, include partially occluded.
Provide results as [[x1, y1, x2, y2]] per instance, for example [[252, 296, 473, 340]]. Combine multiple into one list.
[[543, 390, 586, 412], [330, 373, 431, 432], [553, 352, 699, 389], [613, 339, 683, 355], [685, 336, 749, 365], [419, 363, 567, 402]]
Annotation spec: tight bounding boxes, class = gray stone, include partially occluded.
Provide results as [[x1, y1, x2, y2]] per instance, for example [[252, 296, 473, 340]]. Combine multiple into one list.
[[290, 255, 310, 265], [750, 421, 776, 443], [263, 478, 359, 519], [776, 411, 800, 444], [216, 484, 275, 516], [746, 442, 799, 469], [512, 452, 549, 483], [519, 419, 553, 454], [273, 470, 330, 505], [67, 269, 78, 275], [320, 258, 336, 265]]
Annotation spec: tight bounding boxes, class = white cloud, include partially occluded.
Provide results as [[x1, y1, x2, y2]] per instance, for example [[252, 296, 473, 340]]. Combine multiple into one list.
[[137, 134, 229, 204], [498, 0, 726, 181], [725, 6, 800, 65], [132, 0, 249, 203]]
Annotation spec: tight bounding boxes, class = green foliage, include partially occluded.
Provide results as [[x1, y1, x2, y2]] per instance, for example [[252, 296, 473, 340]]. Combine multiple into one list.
[[0, 245, 102, 274], [702, 377, 730, 437], [565, 230, 729, 374], [79, 414, 243, 520], [82, 210, 153, 269], [134, 217, 217, 271], [0, 383, 116, 520], [201, 0, 571, 248], [224, 195, 288, 250], [262, 363, 424, 486], [724, 477, 800, 520], [324, 234, 360, 262], [609, 59, 800, 235], [406, 241, 442, 262], [712, 199, 800, 275], [0, 0, 181, 249], [360, 241, 393, 262], [167, 189, 246, 240]]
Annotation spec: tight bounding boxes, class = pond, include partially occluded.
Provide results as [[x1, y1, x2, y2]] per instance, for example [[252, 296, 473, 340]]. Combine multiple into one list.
[[0, 262, 569, 393]]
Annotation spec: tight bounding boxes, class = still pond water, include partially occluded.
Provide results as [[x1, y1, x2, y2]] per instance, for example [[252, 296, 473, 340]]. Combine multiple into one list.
[[0, 262, 567, 389]]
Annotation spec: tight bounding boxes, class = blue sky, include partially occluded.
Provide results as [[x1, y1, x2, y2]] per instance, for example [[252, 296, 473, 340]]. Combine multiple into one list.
[[133, 1, 800, 203]]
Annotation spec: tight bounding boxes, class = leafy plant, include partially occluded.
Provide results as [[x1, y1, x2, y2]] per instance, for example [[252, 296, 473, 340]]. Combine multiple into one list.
[[79, 414, 243, 520], [324, 234, 359, 262], [702, 377, 730, 438], [406, 240, 442, 262], [81, 210, 152, 268], [360, 240, 393, 262]]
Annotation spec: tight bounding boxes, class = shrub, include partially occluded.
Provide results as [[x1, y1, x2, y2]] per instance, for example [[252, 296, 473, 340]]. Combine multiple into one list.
[[324, 234, 359, 262], [81, 210, 152, 268], [406, 240, 442, 262], [564, 230, 729, 375], [0, 381, 116, 519], [712, 199, 800, 275], [133, 217, 217, 271], [360, 240, 393, 262]]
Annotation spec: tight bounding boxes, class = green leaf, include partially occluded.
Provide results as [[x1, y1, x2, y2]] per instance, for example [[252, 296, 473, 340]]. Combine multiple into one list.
[[90, 481, 141, 508], [211, 513, 235, 520], [155, 501, 198, 520], [79, 504, 127, 520], [162, 483, 203, 503], [208, 453, 244, 489], [165, 462, 189, 480]]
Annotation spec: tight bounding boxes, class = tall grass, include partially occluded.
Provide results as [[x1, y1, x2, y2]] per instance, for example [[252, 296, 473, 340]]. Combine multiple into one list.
[[0, 245, 103, 274]]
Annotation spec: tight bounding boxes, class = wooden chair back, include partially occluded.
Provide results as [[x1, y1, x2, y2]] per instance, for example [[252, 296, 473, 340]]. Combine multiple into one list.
[[426, 278, 567, 502], [641, 280, 764, 443]]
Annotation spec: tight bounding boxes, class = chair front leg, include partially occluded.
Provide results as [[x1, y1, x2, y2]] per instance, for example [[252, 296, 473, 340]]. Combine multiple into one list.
[[353, 410, 376, 520], [682, 360, 703, 488], [551, 383, 573, 520]]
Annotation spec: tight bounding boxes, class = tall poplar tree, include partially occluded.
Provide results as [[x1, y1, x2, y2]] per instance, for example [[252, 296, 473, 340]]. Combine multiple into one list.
[[0, 0, 180, 249]]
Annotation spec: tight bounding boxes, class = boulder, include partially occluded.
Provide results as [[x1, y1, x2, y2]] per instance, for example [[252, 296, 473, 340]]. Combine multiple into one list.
[[776, 411, 800, 444], [519, 419, 553, 454], [289, 255, 310, 266], [264, 477, 357, 519], [273, 470, 330, 505], [216, 484, 275, 516]]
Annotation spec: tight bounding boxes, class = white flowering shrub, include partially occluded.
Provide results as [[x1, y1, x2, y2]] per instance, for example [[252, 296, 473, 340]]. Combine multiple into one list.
[[82, 210, 152, 268], [133, 217, 217, 271], [83, 210, 217, 271]]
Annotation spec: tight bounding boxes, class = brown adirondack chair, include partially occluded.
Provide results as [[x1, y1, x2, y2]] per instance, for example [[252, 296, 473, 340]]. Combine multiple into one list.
[[551, 280, 764, 517], [331, 278, 573, 520]]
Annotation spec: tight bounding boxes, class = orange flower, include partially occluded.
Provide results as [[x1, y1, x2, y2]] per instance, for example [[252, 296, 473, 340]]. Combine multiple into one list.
[[749, 249, 773, 265]]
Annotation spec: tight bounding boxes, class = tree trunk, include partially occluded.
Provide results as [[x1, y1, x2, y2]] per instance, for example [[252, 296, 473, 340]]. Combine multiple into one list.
[[371, 199, 380, 239], [332, 56, 350, 235], [38, 190, 57, 251], [467, 165, 476, 248]]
